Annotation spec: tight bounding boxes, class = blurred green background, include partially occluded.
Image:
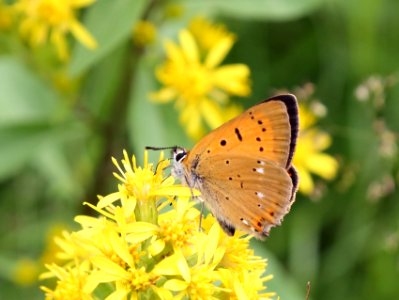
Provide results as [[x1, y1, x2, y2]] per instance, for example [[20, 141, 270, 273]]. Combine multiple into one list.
[[1, 0, 399, 299]]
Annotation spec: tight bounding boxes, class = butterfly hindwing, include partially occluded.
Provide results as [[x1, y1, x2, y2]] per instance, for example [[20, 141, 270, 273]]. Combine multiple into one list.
[[194, 154, 294, 238]]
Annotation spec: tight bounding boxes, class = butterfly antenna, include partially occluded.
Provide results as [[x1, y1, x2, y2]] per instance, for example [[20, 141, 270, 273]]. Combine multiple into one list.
[[145, 146, 178, 151]]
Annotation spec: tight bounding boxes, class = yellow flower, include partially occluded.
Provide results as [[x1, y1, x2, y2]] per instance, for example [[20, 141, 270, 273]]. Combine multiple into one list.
[[41, 261, 93, 300], [155, 197, 199, 252], [294, 104, 339, 195], [218, 268, 275, 300], [132, 20, 156, 47], [15, 0, 97, 60], [41, 150, 275, 299], [151, 19, 250, 140], [99, 150, 193, 223], [189, 16, 235, 53], [156, 225, 226, 299], [83, 226, 170, 299]]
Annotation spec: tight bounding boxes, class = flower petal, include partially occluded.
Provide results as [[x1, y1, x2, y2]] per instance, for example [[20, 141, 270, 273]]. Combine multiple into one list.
[[164, 279, 189, 291], [179, 30, 199, 63], [110, 232, 134, 267], [175, 249, 191, 282], [200, 98, 224, 129], [150, 87, 177, 103], [149, 239, 165, 256], [233, 275, 248, 300], [125, 222, 159, 244], [296, 166, 314, 195], [204, 223, 220, 265], [97, 192, 120, 208], [306, 153, 339, 180], [164, 39, 185, 65], [152, 254, 181, 277], [151, 286, 174, 300], [205, 36, 234, 68], [105, 288, 130, 300], [213, 64, 251, 96], [70, 20, 97, 49], [50, 30, 69, 61], [91, 256, 129, 280]]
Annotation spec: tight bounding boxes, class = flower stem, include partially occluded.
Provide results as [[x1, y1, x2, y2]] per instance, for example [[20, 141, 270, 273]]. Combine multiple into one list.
[[135, 198, 158, 225]]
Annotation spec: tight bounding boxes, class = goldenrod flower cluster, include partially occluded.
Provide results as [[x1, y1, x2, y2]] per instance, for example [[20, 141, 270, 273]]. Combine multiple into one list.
[[151, 17, 251, 140], [41, 151, 276, 299], [14, 0, 97, 60]]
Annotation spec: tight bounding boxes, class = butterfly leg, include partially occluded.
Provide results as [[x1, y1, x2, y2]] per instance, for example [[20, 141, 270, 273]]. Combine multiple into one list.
[[198, 201, 205, 232]]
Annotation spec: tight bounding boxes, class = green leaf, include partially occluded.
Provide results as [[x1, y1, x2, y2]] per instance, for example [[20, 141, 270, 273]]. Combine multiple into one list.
[[34, 140, 84, 201], [0, 122, 86, 181], [0, 125, 52, 180], [81, 44, 129, 121], [69, 0, 147, 76], [0, 57, 58, 128], [186, 0, 325, 21]]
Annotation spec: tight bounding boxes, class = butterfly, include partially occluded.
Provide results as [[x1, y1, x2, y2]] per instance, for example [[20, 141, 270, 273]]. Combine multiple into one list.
[[148, 94, 299, 239]]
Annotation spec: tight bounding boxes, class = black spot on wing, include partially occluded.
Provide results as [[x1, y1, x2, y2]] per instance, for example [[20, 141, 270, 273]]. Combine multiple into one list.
[[234, 128, 243, 141]]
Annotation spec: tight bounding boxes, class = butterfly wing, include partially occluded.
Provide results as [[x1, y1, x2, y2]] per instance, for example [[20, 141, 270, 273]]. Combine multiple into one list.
[[194, 154, 297, 238], [182, 94, 299, 237], [188, 94, 299, 169]]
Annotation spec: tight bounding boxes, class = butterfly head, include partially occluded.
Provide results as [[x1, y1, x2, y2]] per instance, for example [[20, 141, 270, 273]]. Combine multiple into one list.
[[171, 147, 189, 182], [145, 145, 190, 183]]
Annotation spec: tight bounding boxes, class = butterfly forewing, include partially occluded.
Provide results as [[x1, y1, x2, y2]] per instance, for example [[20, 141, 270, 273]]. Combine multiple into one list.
[[193, 154, 293, 238], [187, 95, 298, 169]]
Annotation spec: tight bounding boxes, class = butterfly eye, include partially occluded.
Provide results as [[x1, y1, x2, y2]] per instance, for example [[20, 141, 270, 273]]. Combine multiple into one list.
[[175, 150, 187, 162]]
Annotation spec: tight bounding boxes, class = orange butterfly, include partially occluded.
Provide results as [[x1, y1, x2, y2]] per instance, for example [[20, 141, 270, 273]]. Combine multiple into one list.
[[149, 94, 299, 239]]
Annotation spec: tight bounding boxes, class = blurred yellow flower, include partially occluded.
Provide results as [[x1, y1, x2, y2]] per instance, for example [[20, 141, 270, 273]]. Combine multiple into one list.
[[15, 0, 97, 60], [40, 224, 70, 265], [189, 16, 235, 53], [40, 150, 275, 299], [0, 0, 14, 30], [294, 104, 339, 195], [133, 20, 156, 47], [12, 258, 40, 286], [164, 3, 184, 19], [151, 18, 250, 140]]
